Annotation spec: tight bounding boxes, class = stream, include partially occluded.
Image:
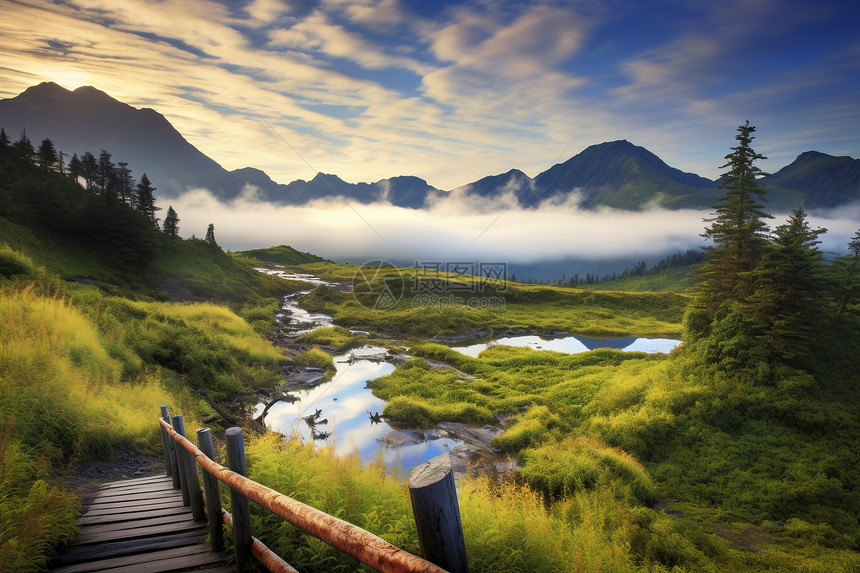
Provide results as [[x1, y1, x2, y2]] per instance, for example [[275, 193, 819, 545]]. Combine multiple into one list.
[[255, 268, 680, 475]]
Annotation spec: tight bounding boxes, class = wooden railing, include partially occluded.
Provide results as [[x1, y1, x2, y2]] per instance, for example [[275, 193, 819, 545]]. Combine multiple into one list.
[[158, 406, 469, 573]]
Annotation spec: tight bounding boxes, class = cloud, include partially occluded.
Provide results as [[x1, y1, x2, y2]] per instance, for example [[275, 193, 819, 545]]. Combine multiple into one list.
[[166, 187, 711, 264]]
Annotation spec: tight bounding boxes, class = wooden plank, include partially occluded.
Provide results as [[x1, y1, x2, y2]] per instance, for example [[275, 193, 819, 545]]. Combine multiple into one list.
[[78, 504, 189, 525], [77, 549, 227, 573], [82, 497, 185, 516], [54, 530, 208, 565], [92, 481, 176, 497], [77, 511, 198, 536], [89, 489, 183, 505], [53, 543, 214, 573], [99, 475, 171, 488], [74, 517, 207, 545]]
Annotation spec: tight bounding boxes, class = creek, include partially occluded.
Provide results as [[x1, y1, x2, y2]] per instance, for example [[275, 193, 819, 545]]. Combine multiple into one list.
[[255, 268, 680, 475]]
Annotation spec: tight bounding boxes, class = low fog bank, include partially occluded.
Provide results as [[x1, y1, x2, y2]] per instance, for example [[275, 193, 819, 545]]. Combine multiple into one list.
[[165, 187, 859, 274]]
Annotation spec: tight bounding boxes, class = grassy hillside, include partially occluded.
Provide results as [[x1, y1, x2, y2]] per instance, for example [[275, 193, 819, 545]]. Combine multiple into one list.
[[237, 244, 329, 266], [0, 149, 298, 569], [585, 265, 700, 293]]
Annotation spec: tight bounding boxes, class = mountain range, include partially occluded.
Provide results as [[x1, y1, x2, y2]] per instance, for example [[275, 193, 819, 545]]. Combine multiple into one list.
[[1, 82, 858, 211]]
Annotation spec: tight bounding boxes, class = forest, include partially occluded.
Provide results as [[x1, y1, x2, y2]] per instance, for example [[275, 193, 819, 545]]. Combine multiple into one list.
[[0, 122, 858, 572]]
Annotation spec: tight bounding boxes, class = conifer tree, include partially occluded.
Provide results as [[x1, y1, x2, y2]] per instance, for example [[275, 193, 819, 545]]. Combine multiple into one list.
[[80, 151, 98, 191], [163, 205, 179, 237], [97, 150, 115, 197], [0, 128, 10, 149], [37, 138, 58, 170], [747, 207, 826, 362], [67, 153, 83, 183], [116, 161, 134, 204], [135, 173, 160, 227], [834, 229, 860, 316], [12, 131, 35, 163], [698, 121, 772, 312], [205, 223, 216, 246]]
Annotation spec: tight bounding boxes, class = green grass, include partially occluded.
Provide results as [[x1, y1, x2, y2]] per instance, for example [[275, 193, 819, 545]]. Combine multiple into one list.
[[585, 265, 701, 293], [235, 244, 329, 265], [292, 262, 688, 338]]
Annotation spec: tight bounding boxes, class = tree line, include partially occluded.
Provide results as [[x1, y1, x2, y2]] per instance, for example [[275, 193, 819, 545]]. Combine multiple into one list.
[[0, 127, 184, 239]]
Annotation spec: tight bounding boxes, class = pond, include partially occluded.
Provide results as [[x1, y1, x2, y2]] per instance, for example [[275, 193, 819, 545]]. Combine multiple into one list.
[[452, 334, 681, 357], [254, 346, 469, 475]]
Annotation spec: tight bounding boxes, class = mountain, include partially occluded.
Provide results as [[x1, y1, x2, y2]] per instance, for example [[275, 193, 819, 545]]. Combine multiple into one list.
[[451, 169, 534, 204], [762, 151, 860, 209], [2, 83, 858, 211], [0, 82, 228, 196], [531, 140, 719, 209], [452, 141, 721, 210]]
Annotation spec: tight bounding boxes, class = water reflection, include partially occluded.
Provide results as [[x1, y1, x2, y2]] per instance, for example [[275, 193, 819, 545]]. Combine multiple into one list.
[[255, 346, 475, 474], [454, 335, 680, 358]]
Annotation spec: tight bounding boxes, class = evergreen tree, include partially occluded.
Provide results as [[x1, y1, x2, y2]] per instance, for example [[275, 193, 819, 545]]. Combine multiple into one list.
[[67, 153, 83, 184], [747, 207, 826, 363], [116, 161, 134, 205], [0, 128, 10, 149], [97, 150, 116, 197], [698, 121, 771, 313], [205, 223, 216, 245], [135, 173, 160, 227], [834, 229, 860, 316], [80, 151, 97, 191], [37, 138, 58, 170], [163, 205, 179, 237], [12, 131, 35, 163]]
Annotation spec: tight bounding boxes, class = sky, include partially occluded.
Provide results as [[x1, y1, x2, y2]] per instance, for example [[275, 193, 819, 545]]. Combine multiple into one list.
[[1, 0, 859, 264]]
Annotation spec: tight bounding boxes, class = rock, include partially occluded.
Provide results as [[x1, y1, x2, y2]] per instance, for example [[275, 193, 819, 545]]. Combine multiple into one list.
[[423, 428, 449, 441], [378, 429, 424, 447]]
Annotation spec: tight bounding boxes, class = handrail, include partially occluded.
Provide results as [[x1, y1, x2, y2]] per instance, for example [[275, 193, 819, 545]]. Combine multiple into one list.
[[160, 418, 448, 573]]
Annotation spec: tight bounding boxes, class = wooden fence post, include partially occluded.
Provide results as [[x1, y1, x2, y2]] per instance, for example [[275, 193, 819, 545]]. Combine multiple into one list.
[[408, 453, 469, 573], [159, 405, 173, 479], [171, 415, 191, 506], [172, 415, 205, 521], [197, 428, 225, 552], [162, 409, 181, 489], [226, 427, 252, 572]]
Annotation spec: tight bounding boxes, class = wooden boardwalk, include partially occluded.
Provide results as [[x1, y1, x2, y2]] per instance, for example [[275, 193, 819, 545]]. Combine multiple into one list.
[[53, 474, 233, 573]]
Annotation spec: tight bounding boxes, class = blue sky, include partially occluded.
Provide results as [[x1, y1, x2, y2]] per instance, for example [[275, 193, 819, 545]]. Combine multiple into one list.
[[1, 0, 858, 192]]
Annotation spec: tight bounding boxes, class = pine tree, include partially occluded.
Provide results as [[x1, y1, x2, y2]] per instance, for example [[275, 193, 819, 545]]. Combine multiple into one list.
[[12, 131, 35, 163], [698, 121, 772, 312], [97, 150, 116, 197], [80, 151, 98, 191], [205, 223, 216, 246], [36, 138, 58, 170], [135, 173, 161, 227], [747, 207, 826, 362], [67, 153, 83, 184], [163, 205, 179, 237], [834, 229, 860, 316], [0, 128, 10, 149], [116, 161, 134, 205]]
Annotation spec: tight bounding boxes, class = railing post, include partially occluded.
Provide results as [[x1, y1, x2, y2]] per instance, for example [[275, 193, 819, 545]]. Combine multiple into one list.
[[226, 427, 252, 572], [408, 453, 470, 573], [171, 415, 191, 506], [159, 405, 173, 479], [171, 415, 205, 520], [197, 428, 225, 552]]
